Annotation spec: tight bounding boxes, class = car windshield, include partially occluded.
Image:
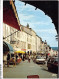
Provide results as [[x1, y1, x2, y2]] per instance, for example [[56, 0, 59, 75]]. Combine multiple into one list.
[[55, 57, 58, 61], [49, 57, 58, 62], [36, 56, 41, 59]]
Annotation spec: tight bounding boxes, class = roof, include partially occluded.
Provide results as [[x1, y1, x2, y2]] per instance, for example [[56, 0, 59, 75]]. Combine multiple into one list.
[[21, 25, 37, 36], [3, 1, 20, 30], [36, 35, 42, 39]]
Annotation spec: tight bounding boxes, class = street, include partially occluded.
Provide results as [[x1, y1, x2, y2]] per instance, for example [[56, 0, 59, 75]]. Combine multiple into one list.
[[3, 60, 57, 78]]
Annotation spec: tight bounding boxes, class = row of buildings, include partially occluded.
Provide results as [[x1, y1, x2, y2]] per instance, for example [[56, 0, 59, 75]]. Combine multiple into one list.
[[3, 23, 51, 55], [3, 1, 58, 63]]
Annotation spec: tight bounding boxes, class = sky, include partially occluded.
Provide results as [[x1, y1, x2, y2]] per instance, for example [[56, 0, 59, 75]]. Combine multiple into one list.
[[15, 0, 58, 47]]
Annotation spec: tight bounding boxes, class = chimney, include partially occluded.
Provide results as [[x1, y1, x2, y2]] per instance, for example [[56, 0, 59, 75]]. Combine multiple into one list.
[[27, 23, 29, 28]]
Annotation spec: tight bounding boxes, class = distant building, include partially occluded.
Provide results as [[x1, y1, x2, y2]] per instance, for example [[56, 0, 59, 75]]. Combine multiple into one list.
[[22, 24, 37, 53], [40, 41, 45, 54], [36, 35, 42, 53]]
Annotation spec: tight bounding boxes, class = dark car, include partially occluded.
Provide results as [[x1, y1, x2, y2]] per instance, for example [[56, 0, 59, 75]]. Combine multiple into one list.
[[47, 57, 58, 73]]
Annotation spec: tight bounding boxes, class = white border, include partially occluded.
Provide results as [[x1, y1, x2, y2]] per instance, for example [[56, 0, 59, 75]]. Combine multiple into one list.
[[1, 0, 3, 79], [2, 0, 58, 79]]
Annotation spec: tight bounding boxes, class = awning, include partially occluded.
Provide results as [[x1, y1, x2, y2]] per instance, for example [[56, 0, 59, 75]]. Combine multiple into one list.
[[6, 42, 14, 53], [3, 41, 9, 54], [3, 1, 20, 30], [14, 51, 25, 54], [3, 41, 14, 54]]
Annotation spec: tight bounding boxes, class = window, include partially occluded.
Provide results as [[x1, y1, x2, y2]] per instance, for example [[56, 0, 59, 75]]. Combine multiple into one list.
[[28, 44, 31, 49]]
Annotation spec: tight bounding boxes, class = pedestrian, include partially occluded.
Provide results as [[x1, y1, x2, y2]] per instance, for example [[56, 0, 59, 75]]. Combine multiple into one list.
[[7, 53, 10, 67], [16, 54, 18, 62], [23, 54, 25, 61], [10, 56, 16, 67], [28, 55, 31, 63], [21, 54, 23, 60], [12, 57, 16, 67], [46, 53, 48, 60]]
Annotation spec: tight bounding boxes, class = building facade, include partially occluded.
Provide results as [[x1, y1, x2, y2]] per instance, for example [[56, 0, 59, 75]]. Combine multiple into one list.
[[3, 23, 11, 44], [3, 23, 50, 55], [36, 35, 42, 53], [22, 25, 37, 53]]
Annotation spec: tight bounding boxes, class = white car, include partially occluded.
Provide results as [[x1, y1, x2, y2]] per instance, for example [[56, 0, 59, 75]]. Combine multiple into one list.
[[35, 56, 45, 64]]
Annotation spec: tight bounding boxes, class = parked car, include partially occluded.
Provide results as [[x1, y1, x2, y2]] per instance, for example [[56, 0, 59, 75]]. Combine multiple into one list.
[[34, 56, 45, 64], [47, 57, 58, 73]]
